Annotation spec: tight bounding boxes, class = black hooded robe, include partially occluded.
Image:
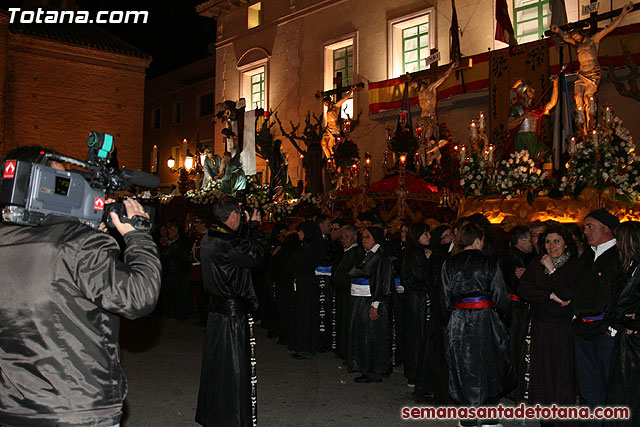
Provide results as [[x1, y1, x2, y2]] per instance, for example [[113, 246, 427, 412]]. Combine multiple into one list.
[[347, 247, 393, 376], [441, 249, 513, 406]]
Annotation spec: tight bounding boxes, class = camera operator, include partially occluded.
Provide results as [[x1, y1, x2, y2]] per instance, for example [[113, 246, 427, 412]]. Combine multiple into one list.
[[0, 146, 162, 427], [195, 196, 267, 427]]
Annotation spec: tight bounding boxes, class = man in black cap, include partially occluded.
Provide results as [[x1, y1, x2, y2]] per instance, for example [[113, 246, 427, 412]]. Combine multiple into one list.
[[573, 208, 621, 426]]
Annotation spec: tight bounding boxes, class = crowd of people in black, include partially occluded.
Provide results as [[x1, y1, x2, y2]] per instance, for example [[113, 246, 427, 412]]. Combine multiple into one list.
[[155, 207, 640, 427]]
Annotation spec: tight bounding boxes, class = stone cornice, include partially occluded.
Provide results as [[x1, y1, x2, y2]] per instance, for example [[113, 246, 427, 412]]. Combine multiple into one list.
[[9, 33, 151, 73]]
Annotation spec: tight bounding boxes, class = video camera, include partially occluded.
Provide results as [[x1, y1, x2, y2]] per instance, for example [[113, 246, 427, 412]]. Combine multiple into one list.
[[0, 132, 159, 230]]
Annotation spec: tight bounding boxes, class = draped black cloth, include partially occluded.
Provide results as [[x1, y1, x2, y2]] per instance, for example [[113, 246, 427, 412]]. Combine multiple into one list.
[[196, 221, 267, 427], [348, 247, 393, 375], [606, 258, 640, 426], [332, 244, 365, 360], [401, 245, 433, 384], [517, 256, 577, 406], [441, 249, 513, 406]]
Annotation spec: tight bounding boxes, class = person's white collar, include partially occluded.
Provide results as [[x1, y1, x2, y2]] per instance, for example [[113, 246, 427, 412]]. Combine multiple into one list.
[[344, 243, 357, 252], [368, 243, 381, 253], [592, 238, 616, 261]]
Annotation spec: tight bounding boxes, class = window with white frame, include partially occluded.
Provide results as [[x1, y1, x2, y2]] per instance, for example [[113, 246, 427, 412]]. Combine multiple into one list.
[[389, 10, 434, 78], [324, 36, 356, 119], [241, 65, 267, 111], [248, 2, 262, 29], [514, 0, 551, 43]]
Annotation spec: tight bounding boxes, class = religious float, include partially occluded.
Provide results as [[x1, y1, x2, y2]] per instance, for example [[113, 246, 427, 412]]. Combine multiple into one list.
[[150, 9, 640, 231]]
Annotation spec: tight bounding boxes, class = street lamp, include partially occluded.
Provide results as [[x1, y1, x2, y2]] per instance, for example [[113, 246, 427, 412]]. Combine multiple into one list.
[[167, 155, 176, 169], [184, 150, 194, 171]]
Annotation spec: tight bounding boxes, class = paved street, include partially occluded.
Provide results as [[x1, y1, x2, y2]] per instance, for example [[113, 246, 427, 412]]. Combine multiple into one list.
[[119, 315, 525, 426]]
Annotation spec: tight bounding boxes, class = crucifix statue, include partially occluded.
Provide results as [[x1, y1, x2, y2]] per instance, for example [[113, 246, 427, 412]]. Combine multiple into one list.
[[550, 2, 634, 131], [316, 72, 364, 159], [404, 49, 469, 141]]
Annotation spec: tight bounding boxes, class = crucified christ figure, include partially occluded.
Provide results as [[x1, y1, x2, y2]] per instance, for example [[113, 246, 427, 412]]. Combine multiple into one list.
[[408, 61, 458, 142], [550, 2, 633, 130], [321, 86, 357, 159]]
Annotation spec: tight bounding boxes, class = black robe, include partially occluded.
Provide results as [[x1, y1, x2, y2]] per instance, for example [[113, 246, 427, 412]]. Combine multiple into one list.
[[158, 237, 192, 319], [332, 244, 365, 360], [503, 246, 535, 399], [573, 246, 621, 339], [441, 249, 513, 406], [270, 235, 299, 344], [606, 258, 640, 426], [517, 256, 577, 406], [415, 245, 451, 402], [401, 245, 433, 384], [196, 222, 267, 427], [348, 247, 393, 375], [288, 238, 326, 354]]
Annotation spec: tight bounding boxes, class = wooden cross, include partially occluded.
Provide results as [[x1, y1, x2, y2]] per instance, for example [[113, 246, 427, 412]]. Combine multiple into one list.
[[315, 72, 364, 101], [401, 48, 472, 84], [544, 2, 640, 36]]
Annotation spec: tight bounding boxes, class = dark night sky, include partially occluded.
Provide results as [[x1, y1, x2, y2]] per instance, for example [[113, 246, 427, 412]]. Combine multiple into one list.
[[2, 0, 216, 79]]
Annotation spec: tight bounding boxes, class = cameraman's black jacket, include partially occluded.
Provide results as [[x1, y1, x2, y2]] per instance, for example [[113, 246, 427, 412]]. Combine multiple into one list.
[[0, 215, 161, 427]]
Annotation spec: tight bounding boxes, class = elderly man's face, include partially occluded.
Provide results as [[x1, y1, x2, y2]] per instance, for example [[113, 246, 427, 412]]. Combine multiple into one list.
[[584, 217, 613, 247], [341, 230, 357, 248]]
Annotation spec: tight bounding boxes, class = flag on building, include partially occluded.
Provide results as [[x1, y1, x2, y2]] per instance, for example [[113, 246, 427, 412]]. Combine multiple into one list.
[[450, 0, 462, 62], [550, 0, 568, 27], [495, 0, 517, 46]]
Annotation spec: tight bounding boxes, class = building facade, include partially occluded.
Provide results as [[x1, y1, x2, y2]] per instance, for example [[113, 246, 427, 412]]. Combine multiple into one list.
[[0, 10, 151, 169], [195, 0, 640, 185], [142, 56, 216, 188]]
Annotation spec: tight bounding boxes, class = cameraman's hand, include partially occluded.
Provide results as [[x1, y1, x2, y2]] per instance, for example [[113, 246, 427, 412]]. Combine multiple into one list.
[[99, 198, 117, 233], [111, 198, 148, 236], [250, 208, 262, 225]]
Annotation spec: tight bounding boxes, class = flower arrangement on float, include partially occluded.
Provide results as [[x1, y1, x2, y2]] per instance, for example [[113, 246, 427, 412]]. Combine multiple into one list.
[[419, 122, 461, 191], [333, 138, 360, 172], [460, 153, 493, 196], [495, 150, 547, 199], [561, 116, 638, 203]]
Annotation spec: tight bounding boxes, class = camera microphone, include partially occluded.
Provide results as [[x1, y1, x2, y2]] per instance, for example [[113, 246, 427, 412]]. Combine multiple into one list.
[[120, 169, 160, 188]]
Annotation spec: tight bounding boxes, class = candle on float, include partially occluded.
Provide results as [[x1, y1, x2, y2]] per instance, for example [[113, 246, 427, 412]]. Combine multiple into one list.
[[592, 130, 599, 147], [182, 138, 188, 163], [577, 108, 584, 124], [416, 126, 423, 139], [470, 121, 477, 140], [605, 107, 612, 124], [489, 145, 494, 162], [265, 159, 270, 183], [151, 145, 158, 172], [399, 154, 407, 165], [479, 112, 485, 130], [570, 137, 576, 153], [460, 146, 466, 164], [299, 154, 304, 179], [589, 97, 596, 114]]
